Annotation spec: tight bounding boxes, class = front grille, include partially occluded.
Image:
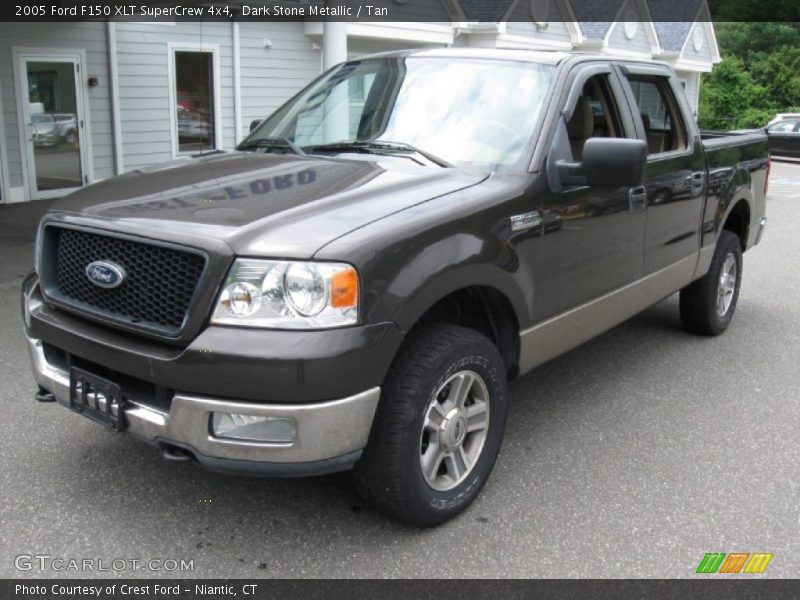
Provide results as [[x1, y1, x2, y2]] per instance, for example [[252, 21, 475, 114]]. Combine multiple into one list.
[[45, 227, 206, 336]]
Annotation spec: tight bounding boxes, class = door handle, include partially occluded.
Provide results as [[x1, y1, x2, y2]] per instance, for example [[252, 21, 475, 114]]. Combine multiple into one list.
[[628, 186, 647, 213]]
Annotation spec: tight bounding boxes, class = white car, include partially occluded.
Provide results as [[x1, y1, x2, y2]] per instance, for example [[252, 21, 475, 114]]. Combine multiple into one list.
[[767, 113, 800, 127], [52, 113, 78, 143]]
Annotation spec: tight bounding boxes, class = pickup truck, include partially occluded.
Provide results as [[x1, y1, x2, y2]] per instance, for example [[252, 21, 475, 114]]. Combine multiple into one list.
[[22, 49, 768, 527]]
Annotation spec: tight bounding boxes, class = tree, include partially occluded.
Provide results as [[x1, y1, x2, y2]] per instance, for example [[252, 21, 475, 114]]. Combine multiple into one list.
[[699, 23, 800, 129]]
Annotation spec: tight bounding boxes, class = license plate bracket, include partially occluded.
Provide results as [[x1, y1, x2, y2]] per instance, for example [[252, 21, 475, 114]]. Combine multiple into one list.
[[69, 367, 126, 432]]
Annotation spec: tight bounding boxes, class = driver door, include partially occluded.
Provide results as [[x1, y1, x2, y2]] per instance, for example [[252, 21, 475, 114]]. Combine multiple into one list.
[[532, 66, 647, 322]]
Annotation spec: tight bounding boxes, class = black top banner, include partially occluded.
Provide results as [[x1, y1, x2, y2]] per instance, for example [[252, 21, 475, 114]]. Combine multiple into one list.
[[3, 0, 800, 23]]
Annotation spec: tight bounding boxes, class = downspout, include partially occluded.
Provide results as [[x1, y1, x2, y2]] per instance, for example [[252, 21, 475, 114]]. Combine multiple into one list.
[[106, 21, 123, 174]]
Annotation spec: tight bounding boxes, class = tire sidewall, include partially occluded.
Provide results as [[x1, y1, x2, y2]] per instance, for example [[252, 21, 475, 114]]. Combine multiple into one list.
[[708, 233, 743, 334], [398, 343, 508, 523]]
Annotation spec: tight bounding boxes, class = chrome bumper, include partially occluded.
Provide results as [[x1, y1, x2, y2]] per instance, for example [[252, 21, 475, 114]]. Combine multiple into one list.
[[25, 334, 380, 473]]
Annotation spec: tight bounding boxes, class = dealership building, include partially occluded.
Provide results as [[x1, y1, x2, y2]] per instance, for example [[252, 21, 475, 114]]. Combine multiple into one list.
[[0, 0, 719, 203]]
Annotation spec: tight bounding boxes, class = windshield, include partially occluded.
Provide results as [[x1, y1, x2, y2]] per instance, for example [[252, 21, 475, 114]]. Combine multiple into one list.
[[246, 57, 554, 171]]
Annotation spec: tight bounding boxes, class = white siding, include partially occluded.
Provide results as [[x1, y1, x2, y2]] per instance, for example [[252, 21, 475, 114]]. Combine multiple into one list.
[[238, 22, 321, 141], [0, 22, 113, 189], [606, 21, 652, 55], [504, 20, 573, 45], [681, 23, 714, 65], [679, 71, 700, 115], [115, 22, 236, 170], [504, 0, 574, 47], [605, 0, 653, 55]]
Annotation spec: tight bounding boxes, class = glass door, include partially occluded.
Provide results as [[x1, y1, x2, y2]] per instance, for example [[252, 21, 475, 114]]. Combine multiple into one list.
[[17, 53, 87, 199]]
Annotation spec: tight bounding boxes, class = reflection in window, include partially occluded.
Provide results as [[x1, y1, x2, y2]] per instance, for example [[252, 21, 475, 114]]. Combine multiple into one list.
[[174, 51, 215, 153], [254, 58, 554, 170]]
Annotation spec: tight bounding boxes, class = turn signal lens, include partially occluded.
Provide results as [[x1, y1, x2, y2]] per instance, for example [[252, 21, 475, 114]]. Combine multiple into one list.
[[331, 267, 358, 308]]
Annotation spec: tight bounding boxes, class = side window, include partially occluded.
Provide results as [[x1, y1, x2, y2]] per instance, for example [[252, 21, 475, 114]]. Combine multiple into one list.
[[768, 120, 799, 133], [625, 76, 688, 155], [565, 75, 626, 160]]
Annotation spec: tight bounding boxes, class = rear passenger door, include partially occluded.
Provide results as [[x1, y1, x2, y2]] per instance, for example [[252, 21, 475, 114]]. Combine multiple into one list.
[[618, 65, 707, 275]]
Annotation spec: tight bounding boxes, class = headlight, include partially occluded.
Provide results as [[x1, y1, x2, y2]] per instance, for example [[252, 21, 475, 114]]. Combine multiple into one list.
[[211, 259, 358, 329]]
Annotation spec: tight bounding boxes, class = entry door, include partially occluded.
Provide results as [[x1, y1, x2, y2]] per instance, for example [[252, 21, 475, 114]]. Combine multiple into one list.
[[16, 51, 88, 199]]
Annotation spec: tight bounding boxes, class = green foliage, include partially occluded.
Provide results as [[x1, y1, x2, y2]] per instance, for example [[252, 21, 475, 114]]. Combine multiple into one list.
[[699, 23, 800, 130]]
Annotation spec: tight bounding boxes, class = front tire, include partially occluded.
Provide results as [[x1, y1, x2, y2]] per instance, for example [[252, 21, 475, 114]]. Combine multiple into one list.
[[354, 324, 508, 527], [679, 230, 743, 335]]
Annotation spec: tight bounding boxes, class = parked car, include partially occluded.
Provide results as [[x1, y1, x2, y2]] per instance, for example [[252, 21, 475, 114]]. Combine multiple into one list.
[[52, 113, 78, 144], [765, 117, 800, 157], [23, 49, 768, 527], [177, 107, 212, 143], [766, 112, 800, 127], [30, 113, 58, 147]]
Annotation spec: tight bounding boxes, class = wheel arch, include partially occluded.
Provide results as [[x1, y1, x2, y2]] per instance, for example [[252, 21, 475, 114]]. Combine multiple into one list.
[[396, 276, 526, 380]]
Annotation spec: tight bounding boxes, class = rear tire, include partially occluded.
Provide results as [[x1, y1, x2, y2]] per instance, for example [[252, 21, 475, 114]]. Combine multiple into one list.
[[353, 323, 508, 527], [679, 230, 742, 335]]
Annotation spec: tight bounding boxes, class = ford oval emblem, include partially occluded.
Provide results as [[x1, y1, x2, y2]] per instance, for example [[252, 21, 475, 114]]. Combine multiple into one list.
[[85, 260, 126, 289]]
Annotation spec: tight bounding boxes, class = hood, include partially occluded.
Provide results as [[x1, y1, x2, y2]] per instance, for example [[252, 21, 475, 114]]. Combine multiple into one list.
[[49, 152, 487, 258]]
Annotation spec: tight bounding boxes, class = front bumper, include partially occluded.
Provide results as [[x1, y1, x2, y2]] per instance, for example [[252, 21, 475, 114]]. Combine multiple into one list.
[[22, 275, 394, 476], [26, 334, 380, 476]]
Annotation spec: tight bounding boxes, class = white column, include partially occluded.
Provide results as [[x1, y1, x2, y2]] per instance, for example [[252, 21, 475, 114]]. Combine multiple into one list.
[[107, 21, 124, 174], [233, 21, 242, 143], [322, 21, 348, 71], [322, 21, 349, 142]]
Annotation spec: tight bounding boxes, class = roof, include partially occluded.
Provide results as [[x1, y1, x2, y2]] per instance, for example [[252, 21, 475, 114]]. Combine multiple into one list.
[[570, 0, 625, 39], [647, 0, 707, 51], [458, 0, 515, 20], [652, 22, 694, 51]]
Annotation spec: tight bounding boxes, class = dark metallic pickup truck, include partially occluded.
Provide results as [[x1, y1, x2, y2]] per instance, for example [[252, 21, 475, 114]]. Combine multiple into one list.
[[22, 49, 768, 526]]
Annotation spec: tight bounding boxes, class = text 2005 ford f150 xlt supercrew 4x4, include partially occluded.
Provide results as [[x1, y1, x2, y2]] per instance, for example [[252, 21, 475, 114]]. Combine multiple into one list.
[[22, 49, 768, 526]]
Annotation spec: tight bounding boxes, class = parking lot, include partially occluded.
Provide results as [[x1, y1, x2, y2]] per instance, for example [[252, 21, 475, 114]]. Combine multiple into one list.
[[1, 161, 798, 579]]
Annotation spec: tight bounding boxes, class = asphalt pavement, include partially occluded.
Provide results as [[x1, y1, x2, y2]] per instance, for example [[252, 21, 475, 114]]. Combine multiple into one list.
[[1, 162, 798, 578]]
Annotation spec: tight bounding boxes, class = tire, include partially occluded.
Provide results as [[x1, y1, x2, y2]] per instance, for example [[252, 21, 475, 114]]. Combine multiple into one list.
[[354, 323, 508, 527], [65, 130, 77, 144], [679, 230, 743, 335]]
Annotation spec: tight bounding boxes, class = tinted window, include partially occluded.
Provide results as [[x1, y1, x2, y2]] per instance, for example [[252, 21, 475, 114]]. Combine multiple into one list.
[[626, 76, 688, 155], [768, 120, 799, 133]]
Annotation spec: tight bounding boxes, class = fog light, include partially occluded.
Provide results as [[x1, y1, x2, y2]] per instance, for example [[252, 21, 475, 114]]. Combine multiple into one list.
[[212, 413, 296, 443]]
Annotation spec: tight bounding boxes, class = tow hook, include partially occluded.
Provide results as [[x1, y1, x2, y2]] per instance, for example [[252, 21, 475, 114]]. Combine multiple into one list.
[[34, 386, 55, 403]]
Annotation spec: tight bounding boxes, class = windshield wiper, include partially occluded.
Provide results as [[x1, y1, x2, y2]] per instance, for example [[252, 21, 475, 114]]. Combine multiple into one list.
[[304, 140, 452, 168], [237, 137, 306, 156]]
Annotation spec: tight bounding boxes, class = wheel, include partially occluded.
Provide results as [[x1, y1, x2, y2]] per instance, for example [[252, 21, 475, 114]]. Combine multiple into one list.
[[354, 323, 508, 527], [65, 130, 77, 144], [679, 230, 742, 335]]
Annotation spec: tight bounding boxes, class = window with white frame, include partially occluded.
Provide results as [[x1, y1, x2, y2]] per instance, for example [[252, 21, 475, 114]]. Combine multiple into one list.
[[171, 48, 219, 154]]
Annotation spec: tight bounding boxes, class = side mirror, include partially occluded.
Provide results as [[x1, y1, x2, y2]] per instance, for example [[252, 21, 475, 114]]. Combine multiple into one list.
[[249, 119, 263, 132], [558, 138, 648, 187]]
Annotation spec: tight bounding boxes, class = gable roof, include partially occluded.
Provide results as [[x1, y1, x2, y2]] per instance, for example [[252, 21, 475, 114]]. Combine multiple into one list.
[[647, 0, 707, 51], [458, 0, 515, 20], [653, 22, 694, 51]]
